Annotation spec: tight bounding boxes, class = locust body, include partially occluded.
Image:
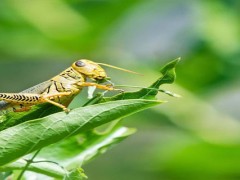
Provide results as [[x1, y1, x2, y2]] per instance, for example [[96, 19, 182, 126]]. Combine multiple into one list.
[[0, 59, 117, 113]]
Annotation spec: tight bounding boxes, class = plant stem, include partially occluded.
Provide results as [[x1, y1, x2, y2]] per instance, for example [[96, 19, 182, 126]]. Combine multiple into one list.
[[17, 149, 42, 180]]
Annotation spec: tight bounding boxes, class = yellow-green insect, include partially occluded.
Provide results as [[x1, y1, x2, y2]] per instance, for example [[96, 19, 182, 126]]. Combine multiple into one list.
[[0, 59, 138, 113]]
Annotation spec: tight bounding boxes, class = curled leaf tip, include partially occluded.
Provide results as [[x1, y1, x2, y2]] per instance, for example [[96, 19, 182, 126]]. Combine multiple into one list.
[[160, 58, 179, 74]]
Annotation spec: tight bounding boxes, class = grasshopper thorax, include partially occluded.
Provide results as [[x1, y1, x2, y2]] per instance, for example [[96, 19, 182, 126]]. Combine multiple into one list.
[[72, 59, 107, 80]]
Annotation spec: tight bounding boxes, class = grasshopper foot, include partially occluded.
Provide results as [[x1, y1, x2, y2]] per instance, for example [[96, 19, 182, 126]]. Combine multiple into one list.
[[63, 107, 70, 113]]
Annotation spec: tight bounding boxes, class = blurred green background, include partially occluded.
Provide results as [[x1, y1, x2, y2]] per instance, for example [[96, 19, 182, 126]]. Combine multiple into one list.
[[1, 0, 240, 179]]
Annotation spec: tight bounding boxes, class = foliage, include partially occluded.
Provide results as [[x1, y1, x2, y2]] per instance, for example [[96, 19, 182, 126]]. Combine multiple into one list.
[[0, 60, 178, 179]]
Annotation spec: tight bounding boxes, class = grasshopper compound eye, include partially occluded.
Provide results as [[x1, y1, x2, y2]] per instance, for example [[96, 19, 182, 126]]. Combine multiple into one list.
[[75, 60, 86, 67]]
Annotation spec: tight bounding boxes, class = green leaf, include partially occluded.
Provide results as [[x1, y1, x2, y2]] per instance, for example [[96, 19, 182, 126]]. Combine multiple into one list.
[[0, 99, 161, 166]]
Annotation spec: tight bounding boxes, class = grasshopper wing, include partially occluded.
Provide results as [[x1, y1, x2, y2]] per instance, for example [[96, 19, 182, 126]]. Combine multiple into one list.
[[20, 80, 52, 94]]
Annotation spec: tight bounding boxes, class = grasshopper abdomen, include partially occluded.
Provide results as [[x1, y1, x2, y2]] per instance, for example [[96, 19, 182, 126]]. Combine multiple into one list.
[[0, 93, 40, 104]]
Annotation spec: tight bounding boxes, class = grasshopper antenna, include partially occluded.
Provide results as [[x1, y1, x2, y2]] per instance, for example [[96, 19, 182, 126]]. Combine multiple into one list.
[[97, 63, 143, 76], [114, 85, 181, 98]]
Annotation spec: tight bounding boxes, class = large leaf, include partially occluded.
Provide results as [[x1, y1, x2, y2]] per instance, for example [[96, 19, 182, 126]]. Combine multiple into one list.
[[0, 99, 161, 166]]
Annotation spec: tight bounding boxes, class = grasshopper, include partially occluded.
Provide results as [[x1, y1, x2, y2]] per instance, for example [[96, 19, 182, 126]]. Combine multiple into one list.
[[0, 59, 139, 113]]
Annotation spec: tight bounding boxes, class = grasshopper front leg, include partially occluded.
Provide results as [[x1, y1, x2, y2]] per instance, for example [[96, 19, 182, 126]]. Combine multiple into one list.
[[77, 82, 123, 92]]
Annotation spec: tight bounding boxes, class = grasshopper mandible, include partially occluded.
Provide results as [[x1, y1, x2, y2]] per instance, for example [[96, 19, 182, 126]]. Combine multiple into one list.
[[0, 59, 138, 113]]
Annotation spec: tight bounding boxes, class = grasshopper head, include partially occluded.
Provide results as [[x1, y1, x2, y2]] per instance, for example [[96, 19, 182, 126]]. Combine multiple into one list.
[[72, 59, 107, 80]]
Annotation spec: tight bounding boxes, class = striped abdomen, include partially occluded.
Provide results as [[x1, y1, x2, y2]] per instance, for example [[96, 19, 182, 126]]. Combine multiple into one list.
[[0, 93, 40, 104]]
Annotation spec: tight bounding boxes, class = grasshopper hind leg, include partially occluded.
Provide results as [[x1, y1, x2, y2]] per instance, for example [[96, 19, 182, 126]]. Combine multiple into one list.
[[13, 105, 31, 112], [40, 92, 72, 113], [43, 98, 70, 112], [0, 103, 31, 114]]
